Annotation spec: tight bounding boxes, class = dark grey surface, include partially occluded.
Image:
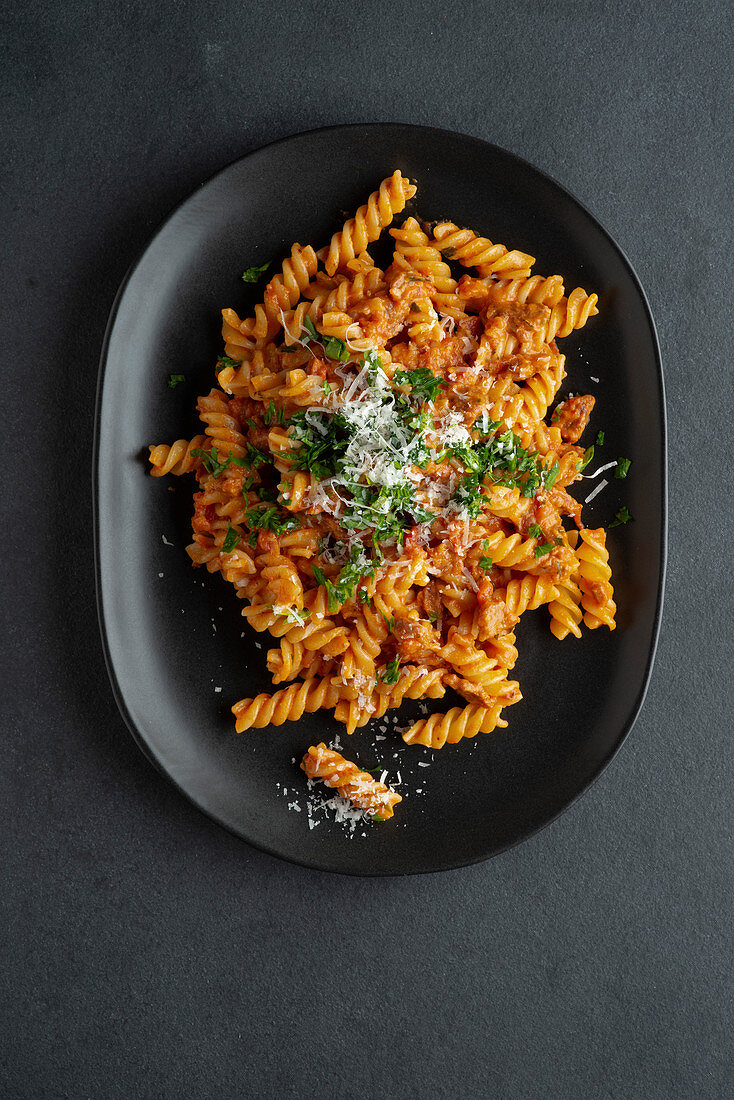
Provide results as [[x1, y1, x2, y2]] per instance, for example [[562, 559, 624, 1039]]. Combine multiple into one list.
[[1, 1, 731, 1097]]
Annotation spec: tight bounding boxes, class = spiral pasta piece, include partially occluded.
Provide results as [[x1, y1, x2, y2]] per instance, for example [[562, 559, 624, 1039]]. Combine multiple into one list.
[[403, 703, 508, 749], [548, 575, 584, 640], [232, 677, 340, 732], [301, 744, 402, 818], [148, 436, 207, 477], [575, 528, 616, 630], [324, 170, 416, 276], [390, 217, 458, 294], [432, 222, 535, 278], [499, 575, 558, 618]]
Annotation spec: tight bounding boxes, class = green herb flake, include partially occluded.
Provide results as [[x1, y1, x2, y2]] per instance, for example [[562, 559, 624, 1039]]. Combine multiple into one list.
[[167, 373, 186, 388], [323, 336, 350, 363], [245, 444, 270, 468], [382, 656, 401, 685], [222, 522, 240, 553], [393, 367, 446, 404], [478, 556, 493, 572], [241, 261, 270, 283], [302, 316, 319, 342], [534, 541, 555, 559], [311, 545, 375, 613], [190, 447, 230, 478], [609, 506, 633, 528], [596, 430, 605, 446], [263, 401, 284, 426], [528, 523, 543, 540], [363, 349, 383, 375], [615, 457, 631, 479], [245, 504, 300, 536], [579, 445, 595, 471]]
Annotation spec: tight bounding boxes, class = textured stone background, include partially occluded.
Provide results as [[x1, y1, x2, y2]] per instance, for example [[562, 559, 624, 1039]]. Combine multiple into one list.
[[2, 2, 732, 1096]]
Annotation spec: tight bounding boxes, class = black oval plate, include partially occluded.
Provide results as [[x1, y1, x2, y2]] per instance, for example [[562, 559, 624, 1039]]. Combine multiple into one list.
[[94, 124, 666, 875]]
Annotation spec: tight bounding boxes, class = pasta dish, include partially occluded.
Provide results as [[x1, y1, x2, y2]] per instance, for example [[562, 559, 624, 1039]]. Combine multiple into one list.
[[149, 170, 619, 819]]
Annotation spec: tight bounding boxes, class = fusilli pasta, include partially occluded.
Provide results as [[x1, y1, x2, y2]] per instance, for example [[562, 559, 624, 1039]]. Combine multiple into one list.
[[150, 171, 623, 821]]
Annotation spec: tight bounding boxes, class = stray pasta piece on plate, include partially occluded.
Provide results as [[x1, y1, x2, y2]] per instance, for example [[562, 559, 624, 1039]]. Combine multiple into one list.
[[149, 169, 621, 814], [302, 743, 402, 819]]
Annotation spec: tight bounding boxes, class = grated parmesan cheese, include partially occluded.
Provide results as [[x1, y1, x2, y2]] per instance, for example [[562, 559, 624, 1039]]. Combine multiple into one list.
[[582, 460, 618, 480], [584, 478, 608, 503]]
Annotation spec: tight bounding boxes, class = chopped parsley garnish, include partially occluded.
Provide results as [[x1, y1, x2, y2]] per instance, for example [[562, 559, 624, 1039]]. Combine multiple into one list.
[[382, 656, 401, 685], [596, 430, 605, 446], [478, 556, 493, 572], [263, 401, 284, 426], [216, 356, 240, 371], [222, 522, 240, 553], [256, 485, 278, 502], [323, 336, 350, 362], [245, 443, 270, 468], [190, 447, 231, 478], [449, 425, 561, 507], [615, 458, 631, 479], [528, 523, 543, 539], [191, 447, 263, 479], [381, 612, 395, 632], [544, 459, 561, 489], [244, 504, 300, 536], [341, 482, 434, 544], [370, 813, 386, 822], [609, 506, 633, 528], [358, 588, 372, 606], [453, 473, 486, 518], [287, 410, 351, 481], [273, 605, 310, 627], [579, 445, 595, 471], [534, 541, 555, 558], [311, 545, 375, 613], [393, 367, 446, 404], [241, 262, 270, 283], [363, 349, 382, 375], [167, 373, 186, 388]]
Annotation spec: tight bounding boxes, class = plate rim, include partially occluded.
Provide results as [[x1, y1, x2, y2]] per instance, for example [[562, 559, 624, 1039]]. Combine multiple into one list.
[[93, 122, 667, 876]]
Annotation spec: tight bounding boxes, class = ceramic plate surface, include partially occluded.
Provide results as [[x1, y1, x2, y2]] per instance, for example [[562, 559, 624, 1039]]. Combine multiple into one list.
[[95, 124, 666, 874]]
